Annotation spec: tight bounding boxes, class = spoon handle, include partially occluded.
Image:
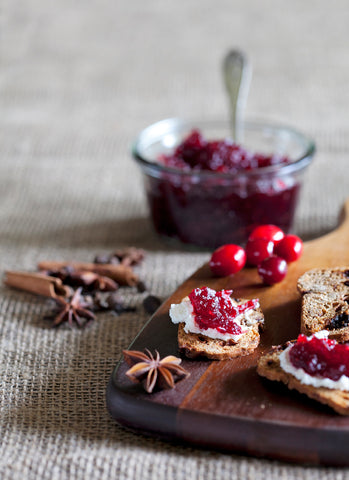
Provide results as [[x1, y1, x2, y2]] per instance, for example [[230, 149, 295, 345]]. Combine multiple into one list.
[[223, 50, 252, 143]]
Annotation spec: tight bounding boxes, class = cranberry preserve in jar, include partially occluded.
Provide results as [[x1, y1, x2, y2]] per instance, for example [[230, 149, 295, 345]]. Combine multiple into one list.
[[133, 119, 315, 248]]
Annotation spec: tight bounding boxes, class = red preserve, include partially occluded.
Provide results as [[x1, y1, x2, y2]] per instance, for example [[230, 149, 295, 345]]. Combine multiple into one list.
[[147, 130, 301, 247], [160, 130, 290, 172], [188, 286, 258, 336], [289, 334, 349, 381]]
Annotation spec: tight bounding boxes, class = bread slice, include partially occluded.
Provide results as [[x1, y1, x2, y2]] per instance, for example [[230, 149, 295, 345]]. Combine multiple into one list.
[[257, 344, 349, 415], [297, 267, 349, 341], [177, 298, 264, 360]]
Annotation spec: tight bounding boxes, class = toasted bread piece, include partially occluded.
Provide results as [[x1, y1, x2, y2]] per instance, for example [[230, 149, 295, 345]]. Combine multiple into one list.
[[297, 267, 349, 341], [257, 344, 349, 415], [177, 299, 264, 360]]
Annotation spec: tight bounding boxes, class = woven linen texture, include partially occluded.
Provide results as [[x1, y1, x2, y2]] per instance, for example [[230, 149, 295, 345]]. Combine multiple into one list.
[[1, 0, 349, 478]]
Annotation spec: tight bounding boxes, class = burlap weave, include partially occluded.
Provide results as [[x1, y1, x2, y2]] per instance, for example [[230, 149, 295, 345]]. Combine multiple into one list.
[[1, 0, 349, 478]]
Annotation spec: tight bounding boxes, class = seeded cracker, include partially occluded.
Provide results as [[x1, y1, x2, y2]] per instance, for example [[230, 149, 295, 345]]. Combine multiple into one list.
[[297, 267, 349, 341], [171, 288, 264, 360]]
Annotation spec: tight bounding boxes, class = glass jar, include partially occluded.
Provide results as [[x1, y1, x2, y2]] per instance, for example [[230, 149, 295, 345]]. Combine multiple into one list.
[[132, 119, 315, 248]]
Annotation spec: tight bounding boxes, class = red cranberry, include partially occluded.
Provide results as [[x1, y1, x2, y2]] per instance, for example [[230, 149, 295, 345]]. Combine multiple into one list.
[[209, 244, 246, 276], [258, 255, 288, 285], [249, 224, 285, 244], [245, 237, 274, 266], [276, 234, 303, 262]]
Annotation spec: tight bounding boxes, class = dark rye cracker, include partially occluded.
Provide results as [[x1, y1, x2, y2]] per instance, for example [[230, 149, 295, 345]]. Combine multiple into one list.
[[297, 267, 349, 341]]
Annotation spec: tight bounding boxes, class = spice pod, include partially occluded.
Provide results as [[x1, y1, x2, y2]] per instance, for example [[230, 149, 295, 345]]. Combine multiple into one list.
[[37, 261, 139, 286], [4, 271, 71, 298]]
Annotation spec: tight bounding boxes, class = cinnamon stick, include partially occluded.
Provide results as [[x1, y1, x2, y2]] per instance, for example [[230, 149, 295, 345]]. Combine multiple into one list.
[[37, 261, 139, 286], [4, 271, 71, 298]]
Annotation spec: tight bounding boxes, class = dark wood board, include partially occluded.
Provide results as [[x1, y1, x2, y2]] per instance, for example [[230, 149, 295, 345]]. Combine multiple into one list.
[[107, 198, 349, 466]]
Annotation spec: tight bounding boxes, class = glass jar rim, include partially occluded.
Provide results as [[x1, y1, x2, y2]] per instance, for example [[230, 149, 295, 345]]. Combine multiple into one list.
[[132, 118, 316, 179]]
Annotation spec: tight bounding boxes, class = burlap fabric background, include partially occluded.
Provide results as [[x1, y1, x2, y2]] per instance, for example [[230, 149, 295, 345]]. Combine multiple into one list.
[[1, 1, 349, 478]]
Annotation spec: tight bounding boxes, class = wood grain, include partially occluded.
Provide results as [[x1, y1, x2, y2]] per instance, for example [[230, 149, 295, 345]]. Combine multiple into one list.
[[107, 198, 349, 466]]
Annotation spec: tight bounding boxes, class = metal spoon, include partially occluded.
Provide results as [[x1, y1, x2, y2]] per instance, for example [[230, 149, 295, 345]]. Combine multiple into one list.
[[223, 49, 252, 143]]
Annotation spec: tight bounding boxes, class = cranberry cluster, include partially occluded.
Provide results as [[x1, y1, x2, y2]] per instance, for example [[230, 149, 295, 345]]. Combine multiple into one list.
[[209, 225, 303, 285]]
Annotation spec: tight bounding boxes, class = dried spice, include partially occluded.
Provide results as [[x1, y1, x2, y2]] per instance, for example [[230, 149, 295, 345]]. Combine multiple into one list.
[[123, 349, 189, 393], [38, 260, 138, 287], [6, 247, 150, 329], [41, 267, 118, 293], [4, 271, 72, 298], [113, 247, 145, 266], [92, 292, 136, 314], [47, 288, 96, 327], [94, 247, 145, 267]]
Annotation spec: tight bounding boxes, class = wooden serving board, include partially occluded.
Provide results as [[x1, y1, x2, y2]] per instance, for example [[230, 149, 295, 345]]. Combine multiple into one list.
[[107, 199, 349, 466]]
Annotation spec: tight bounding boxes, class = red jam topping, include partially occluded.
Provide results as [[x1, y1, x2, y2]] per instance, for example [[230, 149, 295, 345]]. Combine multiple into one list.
[[188, 286, 258, 336], [159, 130, 290, 173], [289, 334, 349, 381]]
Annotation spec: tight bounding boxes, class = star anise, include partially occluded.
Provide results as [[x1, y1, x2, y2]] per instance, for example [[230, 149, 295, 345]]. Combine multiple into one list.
[[41, 267, 118, 292], [123, 349, 190, 393], [49, 288, 96, 327]]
